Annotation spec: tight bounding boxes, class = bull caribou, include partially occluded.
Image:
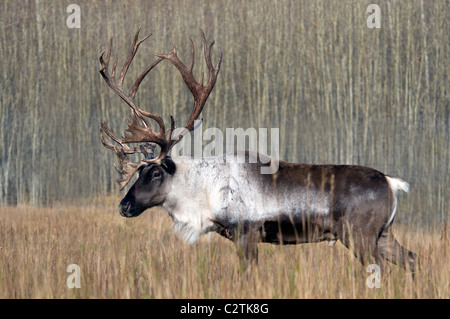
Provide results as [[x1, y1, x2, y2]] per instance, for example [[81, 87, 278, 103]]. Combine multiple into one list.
[[99, 29, 416, 272]]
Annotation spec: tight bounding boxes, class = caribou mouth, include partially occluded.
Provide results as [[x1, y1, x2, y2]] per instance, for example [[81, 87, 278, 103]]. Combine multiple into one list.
[[119, 202, 145, 218]]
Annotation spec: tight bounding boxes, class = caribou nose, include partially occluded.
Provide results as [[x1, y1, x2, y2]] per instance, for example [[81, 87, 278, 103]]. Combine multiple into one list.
[[119, 201, 132, 217]]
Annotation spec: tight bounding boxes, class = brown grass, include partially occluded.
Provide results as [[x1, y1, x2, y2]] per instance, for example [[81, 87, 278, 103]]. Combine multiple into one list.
[[0, 201, 448, 299]]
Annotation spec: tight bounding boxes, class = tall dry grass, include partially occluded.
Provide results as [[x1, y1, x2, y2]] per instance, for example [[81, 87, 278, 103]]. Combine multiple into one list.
[[0, 203, 448, 298]]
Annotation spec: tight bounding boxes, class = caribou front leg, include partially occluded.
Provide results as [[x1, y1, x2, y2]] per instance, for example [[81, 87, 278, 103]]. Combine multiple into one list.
[[235, 221, 261, 271]]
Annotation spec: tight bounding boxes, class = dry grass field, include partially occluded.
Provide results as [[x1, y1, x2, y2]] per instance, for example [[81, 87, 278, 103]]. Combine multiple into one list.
[[0, 200, 448, 299]]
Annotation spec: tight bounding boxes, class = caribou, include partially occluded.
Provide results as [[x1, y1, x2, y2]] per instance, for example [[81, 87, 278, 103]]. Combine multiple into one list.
[[99, 29, 416, 272]]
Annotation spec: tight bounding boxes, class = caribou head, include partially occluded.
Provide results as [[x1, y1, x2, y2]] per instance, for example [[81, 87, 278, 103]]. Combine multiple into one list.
[[98, 28, 221, 218]]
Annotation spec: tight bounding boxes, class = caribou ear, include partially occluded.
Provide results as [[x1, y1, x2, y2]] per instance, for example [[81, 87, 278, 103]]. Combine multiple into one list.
[[161, 157, 176, 175]]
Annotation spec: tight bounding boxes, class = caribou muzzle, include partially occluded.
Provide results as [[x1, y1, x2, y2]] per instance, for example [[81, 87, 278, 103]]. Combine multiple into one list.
[[119, 197, 144, 218]]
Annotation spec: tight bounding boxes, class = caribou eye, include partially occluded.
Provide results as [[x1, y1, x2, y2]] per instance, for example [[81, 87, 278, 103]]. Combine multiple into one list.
[[152, 170, 161, 179]]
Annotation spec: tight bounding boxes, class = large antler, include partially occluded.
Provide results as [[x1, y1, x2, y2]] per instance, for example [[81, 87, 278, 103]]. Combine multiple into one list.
[[154, 29, 222, 150], [99, 28, 222, 189]]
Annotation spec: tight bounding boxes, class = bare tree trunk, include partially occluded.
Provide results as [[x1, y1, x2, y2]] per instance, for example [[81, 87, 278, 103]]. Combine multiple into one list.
[[30, 0, 44, 205]]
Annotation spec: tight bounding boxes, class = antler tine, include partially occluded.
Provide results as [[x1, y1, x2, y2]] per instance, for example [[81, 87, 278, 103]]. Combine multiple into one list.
[[117, 27, 152, 88], [129, 57, 163, 99], [99, 121, 139, 154], [99, 121, 125, 151], [100, 121, 156, 155], [99, 36, 113, 74], [200, 28, 222, 87], [154, 41, 199, 98], [113, 148, 147, 190], [187, 38, 195, 73], [100, 121, 149, 190]]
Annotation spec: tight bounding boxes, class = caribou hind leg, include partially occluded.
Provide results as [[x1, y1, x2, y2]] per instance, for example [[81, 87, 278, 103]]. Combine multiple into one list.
[[335, 221, 416, 274], [376, 227, 417, 273], [337, 229, 382, 267]]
